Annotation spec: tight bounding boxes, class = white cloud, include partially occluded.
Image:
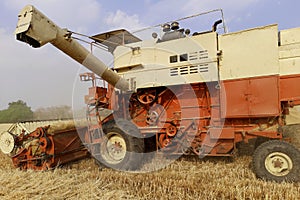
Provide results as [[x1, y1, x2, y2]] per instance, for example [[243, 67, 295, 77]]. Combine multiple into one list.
[[105, 10, 144, 31]]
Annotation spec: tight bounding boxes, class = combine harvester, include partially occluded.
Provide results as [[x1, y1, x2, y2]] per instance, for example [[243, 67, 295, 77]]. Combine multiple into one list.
[[6, 5, 300, 182]]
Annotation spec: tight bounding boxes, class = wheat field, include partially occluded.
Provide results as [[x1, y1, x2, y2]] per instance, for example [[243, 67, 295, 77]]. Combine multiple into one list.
[[0, 124, 299, 200]]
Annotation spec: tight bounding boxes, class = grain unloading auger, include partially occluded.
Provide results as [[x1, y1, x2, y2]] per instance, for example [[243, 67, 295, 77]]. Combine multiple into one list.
[[14, 5, 300, 182], [15, 5, 129, 91]]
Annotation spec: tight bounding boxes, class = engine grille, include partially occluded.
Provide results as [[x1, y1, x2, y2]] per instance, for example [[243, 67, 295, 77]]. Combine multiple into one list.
[[170, 64, 209, 76]]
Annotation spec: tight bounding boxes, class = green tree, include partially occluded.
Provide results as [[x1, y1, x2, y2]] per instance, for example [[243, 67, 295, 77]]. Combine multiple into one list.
[[0, 100, 34, 123]]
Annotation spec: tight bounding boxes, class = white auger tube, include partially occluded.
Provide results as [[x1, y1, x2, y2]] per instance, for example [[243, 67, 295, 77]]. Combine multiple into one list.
[[15, 5, 129, 91]]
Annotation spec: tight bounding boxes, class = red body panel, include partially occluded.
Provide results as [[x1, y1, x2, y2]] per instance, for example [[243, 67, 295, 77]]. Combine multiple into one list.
[[280, 74, 300, 103], [221, 76, 280, 118]]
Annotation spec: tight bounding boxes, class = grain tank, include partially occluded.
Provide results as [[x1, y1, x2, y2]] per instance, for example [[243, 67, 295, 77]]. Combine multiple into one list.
[[15, 5, 300, 182]]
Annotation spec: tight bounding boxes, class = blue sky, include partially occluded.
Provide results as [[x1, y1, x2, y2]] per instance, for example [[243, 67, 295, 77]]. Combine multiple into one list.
[[0, 0, 300, 110]]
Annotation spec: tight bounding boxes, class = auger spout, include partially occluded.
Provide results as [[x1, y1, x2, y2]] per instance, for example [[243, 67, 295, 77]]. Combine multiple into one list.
[[15, 5, 129, 91]]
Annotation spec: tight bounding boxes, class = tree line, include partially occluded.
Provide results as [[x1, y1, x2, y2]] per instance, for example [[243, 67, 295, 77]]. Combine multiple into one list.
[[0, 100, 73, 123]]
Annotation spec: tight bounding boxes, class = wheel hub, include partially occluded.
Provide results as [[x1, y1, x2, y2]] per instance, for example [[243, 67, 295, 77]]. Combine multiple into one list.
[[0, 132, 15, 154], [265, 152, 293, 177], [106, 134, 126, 162]]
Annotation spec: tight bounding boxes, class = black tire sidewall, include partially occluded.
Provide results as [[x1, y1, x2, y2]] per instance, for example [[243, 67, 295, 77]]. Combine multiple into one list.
[[253, 140, 300, 182], [97, 119, 144, 171]]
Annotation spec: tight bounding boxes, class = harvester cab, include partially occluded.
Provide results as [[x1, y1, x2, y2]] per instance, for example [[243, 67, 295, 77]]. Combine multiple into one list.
[[12, 5, 300, 182]]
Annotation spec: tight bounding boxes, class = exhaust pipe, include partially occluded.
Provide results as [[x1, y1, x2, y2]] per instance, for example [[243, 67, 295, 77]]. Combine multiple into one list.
[[15, 5, 129, 91]]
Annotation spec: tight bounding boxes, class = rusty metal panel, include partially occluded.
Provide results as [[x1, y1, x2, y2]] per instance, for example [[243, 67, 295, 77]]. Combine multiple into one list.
[[280, 74, 300, 101], [221, 78, 249, 118], [221, 76, 280, 118], [209, 128, 235, 139], [248, 76, 280, 116]]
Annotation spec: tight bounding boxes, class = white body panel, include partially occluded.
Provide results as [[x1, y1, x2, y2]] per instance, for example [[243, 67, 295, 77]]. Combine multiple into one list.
[[114, 32, 219, 89], [279, 27, 300, 76], [219, 24, 279, 80], [113, 23, 300, 90], [280, 27, 300, 45]]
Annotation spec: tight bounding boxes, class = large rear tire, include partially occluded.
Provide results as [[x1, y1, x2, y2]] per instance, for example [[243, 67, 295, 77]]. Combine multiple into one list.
[[252, 140, 300, 182], [96, 119, 144, 171]]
